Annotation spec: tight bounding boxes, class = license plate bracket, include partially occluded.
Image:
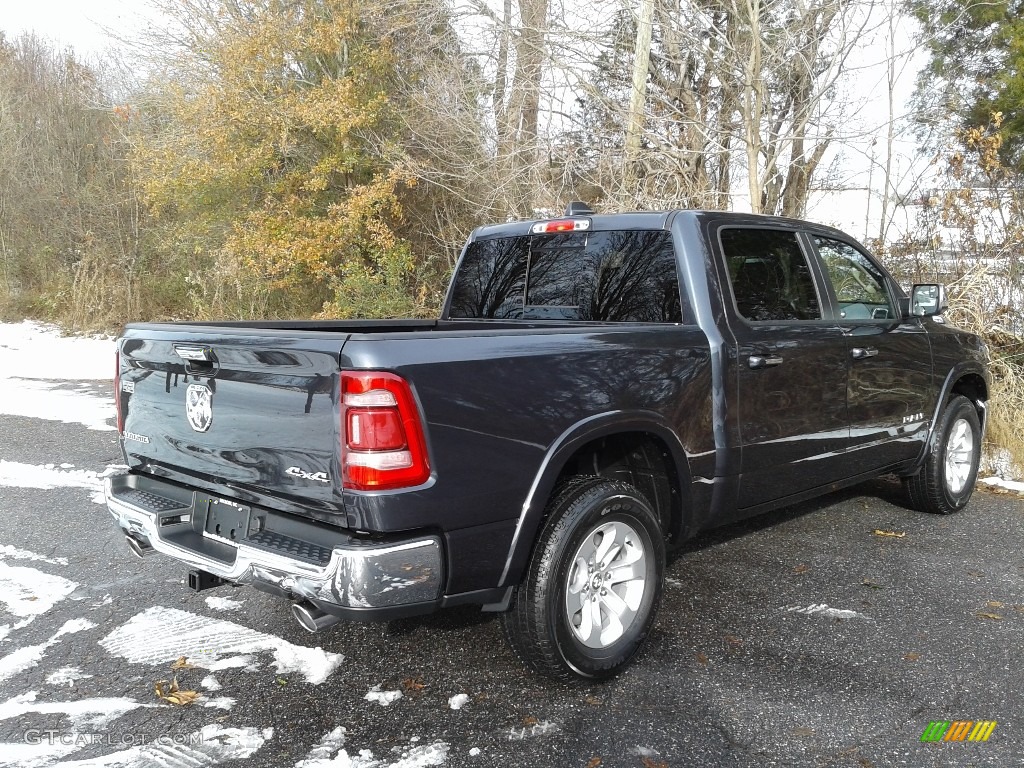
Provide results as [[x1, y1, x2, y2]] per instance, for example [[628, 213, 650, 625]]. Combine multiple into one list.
[[202, 497, 252, 543]]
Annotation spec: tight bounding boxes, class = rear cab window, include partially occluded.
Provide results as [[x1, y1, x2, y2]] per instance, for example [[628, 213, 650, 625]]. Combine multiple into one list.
[[448, 230, 687, 323]]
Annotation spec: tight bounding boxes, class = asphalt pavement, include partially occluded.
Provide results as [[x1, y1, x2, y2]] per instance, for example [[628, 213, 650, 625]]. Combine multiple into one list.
[[1, 403, 1022, 767]]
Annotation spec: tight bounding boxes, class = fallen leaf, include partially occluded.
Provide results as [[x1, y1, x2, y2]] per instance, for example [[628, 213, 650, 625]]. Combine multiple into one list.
[[402, 677, 426, 692], [977, 613, 1003, 621], [792, 564, 810, 575], [792, 726, 815, 737], [586, 758, 602, 768], [696, 652, 709, 666], [967, 570, 985, 578], [276, 677, 288, 686], [872, 529, 905, 538], [903, 652, 921, 662], [986, 601, 1004, 609], [523, 716, 539, 727], [861, 580, 885, 589], [165, 689, 200, 706], [724, 635, 742, 648], [171, 656, 195, 670], [26, 596, 38, 602], [584, 695, 602, 706], [154, 678, 200, 706], [641, 758, 669, 768]]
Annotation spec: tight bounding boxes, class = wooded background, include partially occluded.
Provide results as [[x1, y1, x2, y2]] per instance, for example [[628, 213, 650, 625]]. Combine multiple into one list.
[[1, 0, 1022, 465]]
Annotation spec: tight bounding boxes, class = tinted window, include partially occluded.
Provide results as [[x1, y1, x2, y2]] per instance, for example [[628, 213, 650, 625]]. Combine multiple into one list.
[[447, 237, 528, 319], [814, 237, 895, 320], [448, 230, 684, 323], [721, 228, 821, 321]]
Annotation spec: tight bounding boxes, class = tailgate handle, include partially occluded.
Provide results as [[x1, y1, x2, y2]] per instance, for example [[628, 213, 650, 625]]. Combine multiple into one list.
[[174, 345, 217, 374], [174, 345, 212, 362]]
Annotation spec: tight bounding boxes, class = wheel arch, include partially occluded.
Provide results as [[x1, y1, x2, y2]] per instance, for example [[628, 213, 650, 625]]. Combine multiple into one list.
[[497, 412, 692, 589], [909, 362, 990, 474]]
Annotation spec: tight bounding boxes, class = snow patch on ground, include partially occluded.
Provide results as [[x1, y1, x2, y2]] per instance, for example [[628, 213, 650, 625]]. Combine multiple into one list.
[[294, 730, 448, 768], [46, 667, 94, 688], [200, 675, 222, 691], [783, 604, 868, 620], [508, 720, 560, 740], [206, 655, 259, 672], [295, 727, 347, 767], [0, 322, 116, 430], [0, 690, 148, 730], [0, 545, 68, 566], [0, 322, 114, 380], [982, 447, 1022, 483], [0, 620, 96, 683], [0, 378, 115, 431], [99, 606, 343, 684], [51, 724, 273, 767], [0, 738, 84, 767], [204, 596, 243, 611], [0, 462, 123, 504], [201, 696, 236, 710], [981, 476, 1024, 494], [384, 742, 448, 767], [0, 562, 78, 623], [448, 693, 470, 710], [364, 685, 403, 707]]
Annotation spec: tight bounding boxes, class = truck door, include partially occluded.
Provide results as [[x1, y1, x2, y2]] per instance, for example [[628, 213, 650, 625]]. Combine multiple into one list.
[[719, 227, 852, 508], [809, 235, 932, 469]]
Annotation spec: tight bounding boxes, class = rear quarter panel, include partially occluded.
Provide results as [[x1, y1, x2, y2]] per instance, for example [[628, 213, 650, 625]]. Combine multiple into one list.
[[341, 325, 713, 593]]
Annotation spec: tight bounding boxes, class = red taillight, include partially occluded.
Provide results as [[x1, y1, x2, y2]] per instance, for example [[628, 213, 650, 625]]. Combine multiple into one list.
[[115, 349, 124, 434], [341, 371, 430, 490]]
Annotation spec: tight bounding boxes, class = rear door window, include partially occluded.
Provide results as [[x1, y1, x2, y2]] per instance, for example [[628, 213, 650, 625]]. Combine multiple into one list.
[[720, 228, 822, 322], [448, 230, 685, 323]]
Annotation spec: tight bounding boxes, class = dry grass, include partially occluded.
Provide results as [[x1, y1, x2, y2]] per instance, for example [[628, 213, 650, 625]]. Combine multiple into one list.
[[942, 264, 1024, 478]]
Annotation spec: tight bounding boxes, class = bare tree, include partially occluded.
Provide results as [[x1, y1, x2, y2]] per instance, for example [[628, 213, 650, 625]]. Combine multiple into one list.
[[0, 33, 142, 327], [567, 0, 876, 216]]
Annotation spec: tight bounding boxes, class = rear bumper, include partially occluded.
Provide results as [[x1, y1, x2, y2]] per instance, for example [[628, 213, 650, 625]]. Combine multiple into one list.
[[105, 473, 443, 618]]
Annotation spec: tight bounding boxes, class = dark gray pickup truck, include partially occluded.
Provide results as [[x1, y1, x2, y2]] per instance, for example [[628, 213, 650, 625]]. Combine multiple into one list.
[[106, 207, 989, 680]]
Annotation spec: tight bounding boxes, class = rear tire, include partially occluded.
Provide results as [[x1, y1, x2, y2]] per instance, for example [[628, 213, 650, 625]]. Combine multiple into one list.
[[501, 476, 665, 682], [904, 395, 981, 515]]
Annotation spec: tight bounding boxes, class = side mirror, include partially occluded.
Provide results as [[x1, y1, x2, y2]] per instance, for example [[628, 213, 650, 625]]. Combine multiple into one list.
[[909, 284, 948, 317]]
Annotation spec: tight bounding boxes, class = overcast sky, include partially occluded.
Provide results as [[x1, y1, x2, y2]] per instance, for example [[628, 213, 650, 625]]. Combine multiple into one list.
[[1, 0, 151, 56]]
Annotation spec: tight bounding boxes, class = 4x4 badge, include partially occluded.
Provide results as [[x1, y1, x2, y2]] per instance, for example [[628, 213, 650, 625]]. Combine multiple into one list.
[[185, 384, 213, 432]]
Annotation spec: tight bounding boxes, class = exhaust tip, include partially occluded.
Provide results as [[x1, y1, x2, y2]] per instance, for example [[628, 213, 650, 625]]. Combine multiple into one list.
[[124, 534, 153, 560], [291, 601, 341, 633]]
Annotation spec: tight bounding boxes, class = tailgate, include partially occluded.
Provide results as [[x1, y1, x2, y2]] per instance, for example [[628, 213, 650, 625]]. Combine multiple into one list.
[[118, 328, 346, 505]]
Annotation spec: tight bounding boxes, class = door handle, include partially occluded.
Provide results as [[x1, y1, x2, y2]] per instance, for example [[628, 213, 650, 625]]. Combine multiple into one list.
[[748, 355, 784, 369], [852, 347, 879, 360]]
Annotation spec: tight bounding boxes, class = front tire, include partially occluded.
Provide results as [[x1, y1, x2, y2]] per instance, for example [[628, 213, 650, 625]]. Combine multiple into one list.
[[501, 476, 665, 682], [904, 395, 982, 515]]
